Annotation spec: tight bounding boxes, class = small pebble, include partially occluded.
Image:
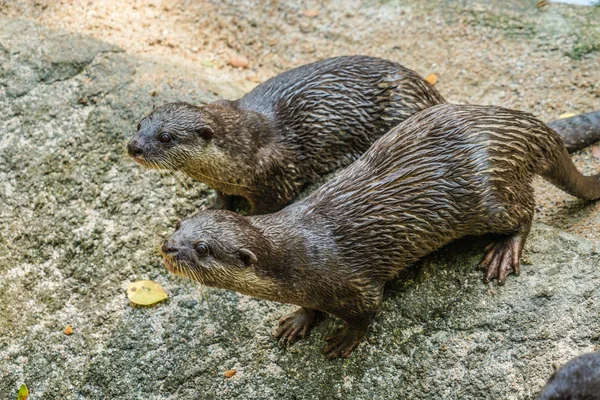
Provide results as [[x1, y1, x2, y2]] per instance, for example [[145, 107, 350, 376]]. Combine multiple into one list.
[[224, 369, 236, 378], [229, 56, 249, 68]]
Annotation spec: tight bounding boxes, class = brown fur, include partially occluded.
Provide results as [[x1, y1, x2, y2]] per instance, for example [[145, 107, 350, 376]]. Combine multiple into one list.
[[162, 104, 600, 358], [128, 55, 446, 214], [128, 57, 600, 215], [537, 351, 600, 400]]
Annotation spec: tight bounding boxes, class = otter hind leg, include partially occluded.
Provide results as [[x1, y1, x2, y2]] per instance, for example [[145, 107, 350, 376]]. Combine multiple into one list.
[[275, 308, 319, 345], [479, 222, 531, 285]]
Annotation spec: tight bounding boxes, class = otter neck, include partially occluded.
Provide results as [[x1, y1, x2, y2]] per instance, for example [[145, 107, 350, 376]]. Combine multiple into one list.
[[205, 100, 278, 148], [243, 210, 336, 308], [184, 101, 283, 194]]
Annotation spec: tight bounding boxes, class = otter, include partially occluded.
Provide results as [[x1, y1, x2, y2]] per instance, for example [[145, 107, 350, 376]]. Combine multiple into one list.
[[161, 104, 600, 358], [127, 55, 600, 214], [547, 110, 600, 153], [128, 55, 446, 214], [537, 351, 600, 400]]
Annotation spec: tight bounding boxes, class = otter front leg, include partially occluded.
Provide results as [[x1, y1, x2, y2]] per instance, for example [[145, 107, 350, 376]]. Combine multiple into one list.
[[323, 317, 372, 359], [211, 191, 235, 211], [275, 308, 320, 345], [249, 196, 288, 215], [248, 186, 297, 215], [479, 221, 531, 285]]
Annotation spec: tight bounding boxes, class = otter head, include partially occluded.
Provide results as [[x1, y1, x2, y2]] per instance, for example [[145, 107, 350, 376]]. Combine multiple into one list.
[[127, 102, 217, 171], [161, 210, 278, 297]]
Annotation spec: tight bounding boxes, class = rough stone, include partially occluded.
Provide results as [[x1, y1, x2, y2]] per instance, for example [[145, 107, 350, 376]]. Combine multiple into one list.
[[0, 19, 599, 400]]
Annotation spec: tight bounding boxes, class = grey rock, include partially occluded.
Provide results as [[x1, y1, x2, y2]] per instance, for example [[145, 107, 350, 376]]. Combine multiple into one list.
[[0, 19, 599, 400]]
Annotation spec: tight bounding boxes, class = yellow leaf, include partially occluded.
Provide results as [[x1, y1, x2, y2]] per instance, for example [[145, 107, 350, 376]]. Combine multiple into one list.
[[559, 112, 577, 119], [127, 280, 168, 306], [17, 384, 28, 400], [425, 73, 438, 86], [64, 325, 73, 335]]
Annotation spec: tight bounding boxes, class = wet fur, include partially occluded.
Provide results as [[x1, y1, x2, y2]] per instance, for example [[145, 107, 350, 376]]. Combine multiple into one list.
[[164, 104, 600, 357], [131, 55, 446, 214], [537, 351, 600, 400]]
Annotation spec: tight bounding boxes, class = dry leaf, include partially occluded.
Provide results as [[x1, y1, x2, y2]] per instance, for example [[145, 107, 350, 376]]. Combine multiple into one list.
[[425, 73, 438, 86], [228, 56, 249, 68], [303, 9, 319, 17], [537, 0, 549, 8], [224, 369, 236, 378], [64, 325, 73, 335], [559, 113, 577, 119], [592, 145, 600, 160], [18, 384, 29, 400], [127, 280, 169, 306]]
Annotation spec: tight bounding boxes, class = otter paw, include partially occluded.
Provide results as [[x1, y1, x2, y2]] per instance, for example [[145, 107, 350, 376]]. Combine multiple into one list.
[[275, 308, 316, 345], [323, 325, 366, 359], [479, 237, 522, 285]]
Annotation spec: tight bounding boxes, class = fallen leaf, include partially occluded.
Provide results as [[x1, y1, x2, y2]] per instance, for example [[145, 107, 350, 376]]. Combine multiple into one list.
[[537, 0, 549, 8], [18, 384, 28, 400], [224, 369, 236, 378], [228, 56, 249, 68], [559, 112, 577, 119], [303, 9, 319, 17], [127, 280, 168, 306], [425, 73, 438, 86], [592, 145, 600, 159], [64, 325, 73, 335], [201, 60, 215, 67]]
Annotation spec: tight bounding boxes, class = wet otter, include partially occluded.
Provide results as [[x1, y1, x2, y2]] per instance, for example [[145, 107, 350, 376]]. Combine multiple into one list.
[[537, 351, 600, 400], [547, 110, 600, 153], [161, 104, 600, 358], [128, 55, 446, 214], [127, 55, 600, 214]]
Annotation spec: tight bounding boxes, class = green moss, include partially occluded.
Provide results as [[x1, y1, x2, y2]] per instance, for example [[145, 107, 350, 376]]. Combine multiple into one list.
[[461, 10, 538, 38]]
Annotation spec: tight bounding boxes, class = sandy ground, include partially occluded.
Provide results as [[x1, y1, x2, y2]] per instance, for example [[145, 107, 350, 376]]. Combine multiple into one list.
[[1, 2, 600, 398], [1, 0, 599, 241]]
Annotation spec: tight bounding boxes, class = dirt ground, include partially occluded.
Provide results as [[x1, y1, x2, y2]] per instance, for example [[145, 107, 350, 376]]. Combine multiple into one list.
[[1, 2, 600, 399], [3, 0, 599, 240]]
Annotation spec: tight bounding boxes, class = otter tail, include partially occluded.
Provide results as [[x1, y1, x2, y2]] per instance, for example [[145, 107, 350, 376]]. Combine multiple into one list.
[[547, 110, 600, 153], [541, 143, 600, 201]]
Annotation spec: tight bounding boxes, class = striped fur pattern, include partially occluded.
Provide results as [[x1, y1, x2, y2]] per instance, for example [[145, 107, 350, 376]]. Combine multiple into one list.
[[130, 55, 446, 214], [163, 104, 600, 358]]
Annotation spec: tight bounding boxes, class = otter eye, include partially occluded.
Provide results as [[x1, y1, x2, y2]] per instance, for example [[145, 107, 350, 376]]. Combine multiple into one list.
[[158, 133, 172, 143], [175, 221, 181, 230], [194, 242, 209, 256]]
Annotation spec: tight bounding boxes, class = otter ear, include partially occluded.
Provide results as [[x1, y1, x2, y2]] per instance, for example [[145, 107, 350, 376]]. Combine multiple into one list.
[[239, 248, 257, 267], [196, 126, 214, 141]]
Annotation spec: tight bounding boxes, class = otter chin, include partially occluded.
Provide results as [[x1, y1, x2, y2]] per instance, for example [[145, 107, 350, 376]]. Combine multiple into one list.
[[161, 255, 176, 273], [161, 104, 600, 359]]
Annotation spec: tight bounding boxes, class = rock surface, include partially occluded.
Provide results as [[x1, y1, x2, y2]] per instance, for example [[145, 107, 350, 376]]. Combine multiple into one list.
[[0, 18, 599, 400]]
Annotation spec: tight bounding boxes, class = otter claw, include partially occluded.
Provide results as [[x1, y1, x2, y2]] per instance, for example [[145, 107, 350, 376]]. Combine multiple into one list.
[[479, 233, 526, 285], [323, 325, 366, 359], [274, 308, 316, 346]]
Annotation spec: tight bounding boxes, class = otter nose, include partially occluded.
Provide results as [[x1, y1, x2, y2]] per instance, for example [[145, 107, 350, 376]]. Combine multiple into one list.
[[127, 140, 143, 157], [161, 240, 178, 254]]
